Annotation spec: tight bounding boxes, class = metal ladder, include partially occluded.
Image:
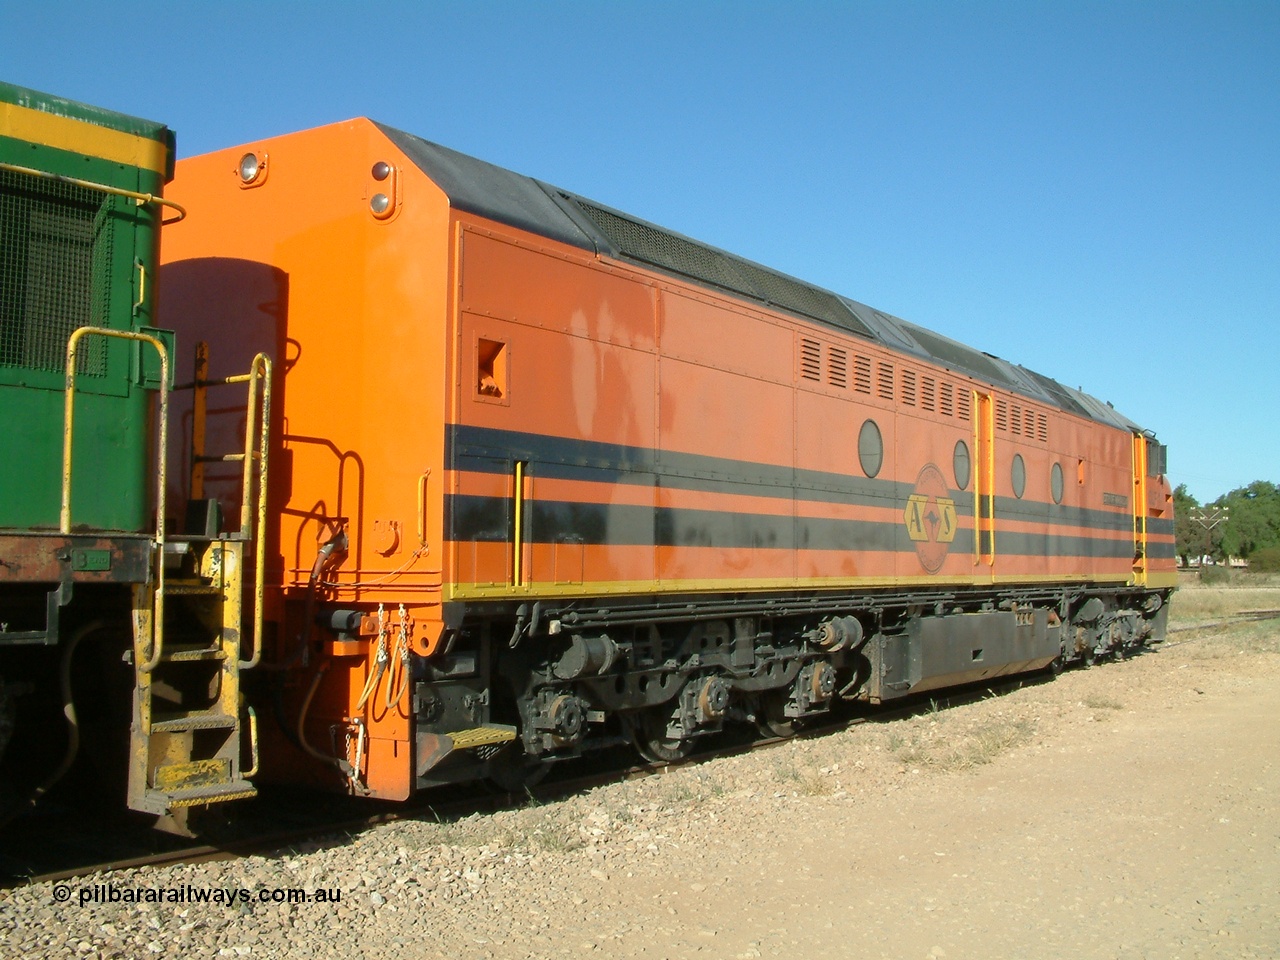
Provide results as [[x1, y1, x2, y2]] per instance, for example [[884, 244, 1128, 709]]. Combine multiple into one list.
[[63, 330, 271, 828]]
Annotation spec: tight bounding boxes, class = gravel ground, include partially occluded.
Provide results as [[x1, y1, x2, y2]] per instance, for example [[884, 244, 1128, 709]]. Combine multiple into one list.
[[3, 591, 1278, 960]]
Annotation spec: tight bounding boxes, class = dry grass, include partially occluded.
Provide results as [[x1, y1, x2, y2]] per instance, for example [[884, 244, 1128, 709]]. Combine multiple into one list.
[[1168, 584, 1280, 624], [1175, 619, 1280, 658], [1083, 695, 1124, 711], [886, 715, 1037, 772], [1164, 579, 1280, 657]]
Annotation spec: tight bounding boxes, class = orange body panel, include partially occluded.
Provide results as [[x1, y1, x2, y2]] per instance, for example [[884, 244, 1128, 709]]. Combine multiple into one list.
[[160, 118, 1174, 799], [162, 120, 455, 799]]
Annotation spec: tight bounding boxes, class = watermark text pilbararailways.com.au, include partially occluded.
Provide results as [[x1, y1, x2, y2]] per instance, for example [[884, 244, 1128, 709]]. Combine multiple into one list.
[[54, 883, 341, 907]]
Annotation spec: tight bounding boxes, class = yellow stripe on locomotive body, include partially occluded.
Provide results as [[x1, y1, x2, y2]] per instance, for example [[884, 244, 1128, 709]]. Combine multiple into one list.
[[0, 99, 169, 173], [447, 571, 1152, 602]]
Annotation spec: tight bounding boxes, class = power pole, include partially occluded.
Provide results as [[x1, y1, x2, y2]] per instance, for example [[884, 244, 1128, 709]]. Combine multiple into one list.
[[1189, 507, 1230, 569]]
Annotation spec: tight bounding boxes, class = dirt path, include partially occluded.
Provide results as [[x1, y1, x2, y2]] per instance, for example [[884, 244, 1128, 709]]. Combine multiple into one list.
[[4, 603, 1278, 960], [516, 626, 1280, 960]]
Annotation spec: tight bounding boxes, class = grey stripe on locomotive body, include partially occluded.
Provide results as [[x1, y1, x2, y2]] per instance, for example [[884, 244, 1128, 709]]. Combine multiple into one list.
[[447, 424, 1171, 549], [448, 492, 1148, 562]]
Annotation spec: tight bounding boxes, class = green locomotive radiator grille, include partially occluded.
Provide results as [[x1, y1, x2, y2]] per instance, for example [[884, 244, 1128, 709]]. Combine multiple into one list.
[[0, 169, 110, 376]]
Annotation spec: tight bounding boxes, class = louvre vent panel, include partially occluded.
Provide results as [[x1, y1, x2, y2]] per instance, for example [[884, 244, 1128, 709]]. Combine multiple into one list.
[[1, 170, 111, 375], [826, 346, 848, 389], [900, 368, 917, 407], [878, 362, 894, 400], [853, 355, 872, 394], [800, 338, 821, 381]]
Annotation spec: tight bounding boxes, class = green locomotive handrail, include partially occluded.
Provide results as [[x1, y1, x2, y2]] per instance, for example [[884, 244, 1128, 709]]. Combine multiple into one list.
[[61, 326, 170, 673]]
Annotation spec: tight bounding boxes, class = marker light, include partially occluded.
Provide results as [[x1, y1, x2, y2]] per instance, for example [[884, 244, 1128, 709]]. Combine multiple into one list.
[[238, 153, 261, 183]]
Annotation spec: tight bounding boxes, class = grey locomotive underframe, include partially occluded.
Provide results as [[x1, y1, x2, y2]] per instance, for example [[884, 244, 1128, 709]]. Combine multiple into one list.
[[317, 582, 1171, 789]]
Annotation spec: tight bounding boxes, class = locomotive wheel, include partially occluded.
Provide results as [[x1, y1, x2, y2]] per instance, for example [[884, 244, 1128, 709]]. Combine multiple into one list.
[[486, 743, 551, 793], [629, 710, 692, 764], [757, 691, 798, 739]]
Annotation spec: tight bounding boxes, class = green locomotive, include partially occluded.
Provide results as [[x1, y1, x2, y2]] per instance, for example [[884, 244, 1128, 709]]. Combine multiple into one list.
[[1, 80, 177, 818], [1, 81, 173, 538], [1, 83, 261, 830]]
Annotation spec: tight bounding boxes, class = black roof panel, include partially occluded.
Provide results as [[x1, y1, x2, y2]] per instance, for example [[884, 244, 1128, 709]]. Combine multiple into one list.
[[379, 122, 1146, 434]]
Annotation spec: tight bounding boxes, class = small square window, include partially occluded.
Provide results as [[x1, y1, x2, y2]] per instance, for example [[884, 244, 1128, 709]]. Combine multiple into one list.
[[477, 338, 507, 400]]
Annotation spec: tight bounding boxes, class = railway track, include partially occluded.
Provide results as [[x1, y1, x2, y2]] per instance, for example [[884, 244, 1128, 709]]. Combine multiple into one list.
[[1162, 608, 1280, 645], [12, 606, 1277, 889], [1, 670, 1051, 888]]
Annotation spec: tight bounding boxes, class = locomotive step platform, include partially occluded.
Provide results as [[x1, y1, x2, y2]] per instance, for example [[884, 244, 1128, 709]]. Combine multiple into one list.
[[448, 726, 518, 750], [145, 781, 258, 811], [150, 710, 239, 734], [157, 643, 228, 663], [162, 582, 223, 596]]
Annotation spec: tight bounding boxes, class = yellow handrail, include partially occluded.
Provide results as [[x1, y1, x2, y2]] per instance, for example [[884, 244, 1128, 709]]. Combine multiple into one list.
[[240, 354, 272, 668], [242, 706, 260, 778], [972, 390, 996, 568], [185, 349, 273, 668], [512, 461, 526, 587], [1131, 433, 1148, 587], [0, 161, 187, 221], [417, 469, 431, 546], [62, 327, 169, 673]]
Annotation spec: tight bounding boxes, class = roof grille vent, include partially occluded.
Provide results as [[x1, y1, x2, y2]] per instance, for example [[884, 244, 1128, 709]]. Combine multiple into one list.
[[565, 196, 874, 339]]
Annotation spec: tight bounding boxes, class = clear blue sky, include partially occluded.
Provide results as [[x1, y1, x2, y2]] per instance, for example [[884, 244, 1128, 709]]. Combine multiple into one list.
[[6, 1, 1276, 504]]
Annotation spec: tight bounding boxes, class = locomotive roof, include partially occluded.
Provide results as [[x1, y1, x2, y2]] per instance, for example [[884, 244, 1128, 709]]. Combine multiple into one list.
[[376, 123, 1144, 435], [1, 81, 175, 180], [1, 81, 171, 145]]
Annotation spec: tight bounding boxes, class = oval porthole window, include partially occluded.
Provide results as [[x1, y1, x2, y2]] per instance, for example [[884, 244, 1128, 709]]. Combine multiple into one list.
[[858, 419, 883, 478], [1051, 461, 1064, 504], [1011, 453, 1026, 499], [953, 439, 971, 491]]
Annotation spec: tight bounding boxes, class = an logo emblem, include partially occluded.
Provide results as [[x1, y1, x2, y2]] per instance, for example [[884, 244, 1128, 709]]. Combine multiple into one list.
[[904, 463, 956, 574]]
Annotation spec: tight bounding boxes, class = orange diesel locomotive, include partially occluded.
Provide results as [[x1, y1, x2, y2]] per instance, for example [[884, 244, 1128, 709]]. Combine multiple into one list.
[[158, 118, 1175, 800]]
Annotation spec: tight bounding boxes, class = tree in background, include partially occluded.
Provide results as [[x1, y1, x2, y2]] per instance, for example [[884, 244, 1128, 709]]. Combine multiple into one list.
[[1218, 481, 1280, 561], [1173, 484, 1200, 565], [1172, 480, 1279, 569]]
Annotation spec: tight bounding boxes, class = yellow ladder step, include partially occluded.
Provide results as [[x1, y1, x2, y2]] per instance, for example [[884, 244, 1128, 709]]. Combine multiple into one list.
[[448, 726, 518, 750], [163, 582, 222, 596], [151, 710, 238, 733], [148, 781, 257, 809], [160, 644, 227, 663]]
